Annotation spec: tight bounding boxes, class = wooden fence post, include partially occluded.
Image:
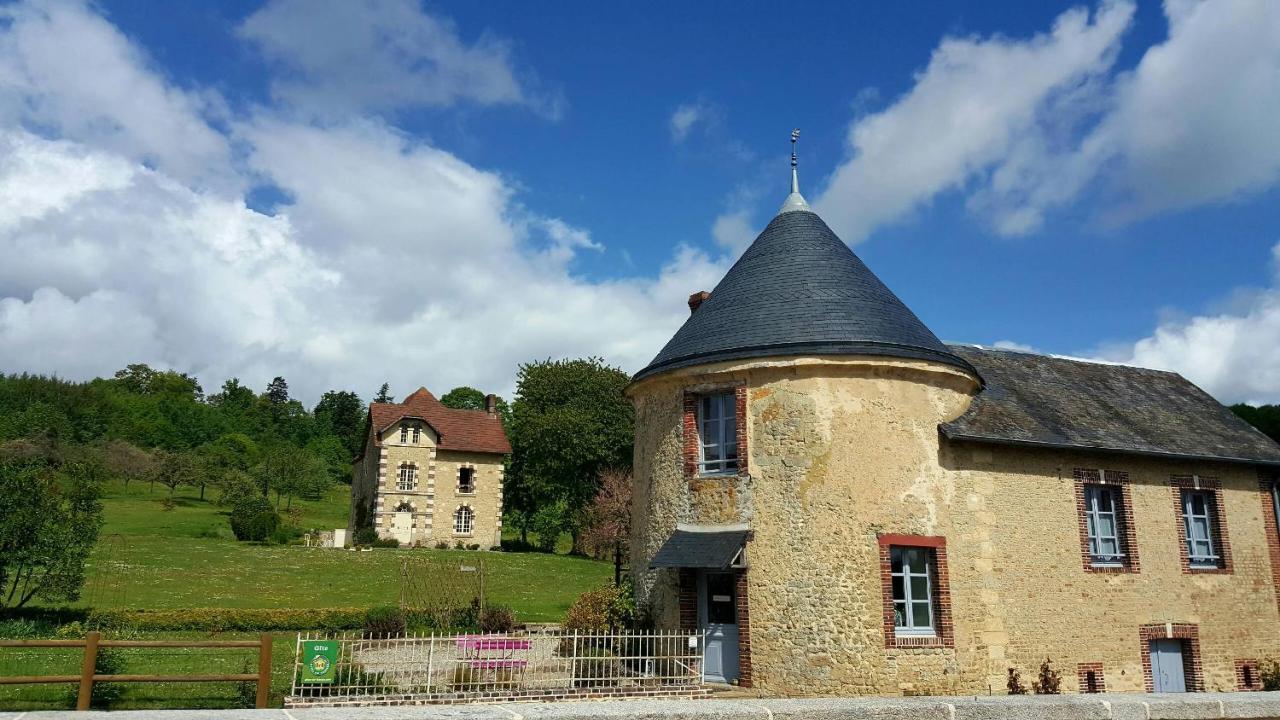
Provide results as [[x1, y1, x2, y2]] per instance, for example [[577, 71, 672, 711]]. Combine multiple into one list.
[[76, 631, 100, 711], [256, 633, 272, 709]]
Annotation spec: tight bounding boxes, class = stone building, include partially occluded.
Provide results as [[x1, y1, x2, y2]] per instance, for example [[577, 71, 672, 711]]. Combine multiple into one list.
[[350, 387, 509, 548], [628, 143, 1280, 696]]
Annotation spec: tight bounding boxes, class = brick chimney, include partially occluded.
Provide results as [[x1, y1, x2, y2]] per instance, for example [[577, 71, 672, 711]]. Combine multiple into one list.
[[688, 290, 711, 314], [485, 394, 498, 417]]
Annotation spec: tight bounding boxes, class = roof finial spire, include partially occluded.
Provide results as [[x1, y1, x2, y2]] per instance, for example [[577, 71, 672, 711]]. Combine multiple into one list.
[[779, 127, 810, 214]]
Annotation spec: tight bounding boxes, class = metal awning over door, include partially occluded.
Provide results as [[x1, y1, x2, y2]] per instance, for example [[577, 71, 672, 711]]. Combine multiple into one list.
[[650, 525, 749, 569]]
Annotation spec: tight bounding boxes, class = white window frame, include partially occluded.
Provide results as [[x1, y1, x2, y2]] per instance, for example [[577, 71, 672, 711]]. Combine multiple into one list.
[[412, 425, 421, 444], [1182, 489, 1219, 568], [1084, 484, 1125, 566], [890, 546, 935, 636], [397, 463, 417, 491], [458, 467, 476, 494], [399, 424, 408, 443], [696, 391, 738, 475], [454, 506, 474, 535]]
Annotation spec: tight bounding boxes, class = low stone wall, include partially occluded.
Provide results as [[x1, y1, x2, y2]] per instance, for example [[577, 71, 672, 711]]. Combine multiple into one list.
[[9, 693, 1280, 720]]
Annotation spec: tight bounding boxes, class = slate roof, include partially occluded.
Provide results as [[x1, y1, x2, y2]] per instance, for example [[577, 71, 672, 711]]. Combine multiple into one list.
[[650, 526, 750, 569], [941, 346, 1280, 466], [634, 209, 974, 382], [357, 387, 511, 459]]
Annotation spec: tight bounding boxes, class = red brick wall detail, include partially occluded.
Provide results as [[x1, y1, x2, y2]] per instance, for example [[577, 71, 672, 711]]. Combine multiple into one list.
[[877, 534, 954, 649], [1260, 470, 1280, 609], [677, 569, 697, 634], [1236, 659, 1262, 691], [735, 570, 753, 688], [1139, 623, 1203, 692], [1077, 662, 1106, 693], [1073, 468, 1140, 573], [680, 386, 748, 480], [1170, 476, 1233, 574]]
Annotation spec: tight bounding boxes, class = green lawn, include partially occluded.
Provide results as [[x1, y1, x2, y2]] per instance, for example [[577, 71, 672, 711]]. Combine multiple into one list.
[[66, 480, 611, 621]]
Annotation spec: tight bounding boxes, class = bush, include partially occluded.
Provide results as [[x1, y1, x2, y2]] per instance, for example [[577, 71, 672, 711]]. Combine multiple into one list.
[[563, 585, 632, 633], [435, 541, 449, 549], [363, 605, 406, 637], [479, 605, 516, 633], [531, 501, 568, 553], [1007, 667, 1027, 695], [269, 524, 302, 545], [467, 543, 481, 551], [229, 494, 279, 541], [1033, 657, 1062, 694], [353, 526, 378, 546], [372, 537, 400, 548], [454, 540, 464, 550], [1261, 658, 1280, 691], [63, 647, 124, 708]]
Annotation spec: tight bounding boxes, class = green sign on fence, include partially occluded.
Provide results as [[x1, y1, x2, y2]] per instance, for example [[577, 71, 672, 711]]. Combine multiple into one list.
[[300, 640, 338, 684]]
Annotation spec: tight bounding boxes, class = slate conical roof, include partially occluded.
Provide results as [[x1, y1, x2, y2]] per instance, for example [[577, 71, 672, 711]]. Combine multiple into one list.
[[634, 208, 976, 382]]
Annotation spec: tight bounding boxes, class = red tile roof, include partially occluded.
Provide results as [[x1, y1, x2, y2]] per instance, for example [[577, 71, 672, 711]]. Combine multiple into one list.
[[361, 387, 511, 456]]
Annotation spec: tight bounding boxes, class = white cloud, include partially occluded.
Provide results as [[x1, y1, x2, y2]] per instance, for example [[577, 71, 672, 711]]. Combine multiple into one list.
[[0, 0, 728, 403], [711, 209, 755, 253], [0, 0, 238, 192], [816, 1, 1134, 243], [669, 103, 706, 143], [816, 0, 1280, 242], [239, 0, 559, 119]]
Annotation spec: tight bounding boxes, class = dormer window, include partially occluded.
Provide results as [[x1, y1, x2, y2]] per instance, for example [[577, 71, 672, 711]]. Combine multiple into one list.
[[399, 424, 408, 443], [697, 392, 738, 474], [412, 425, 421, 444]]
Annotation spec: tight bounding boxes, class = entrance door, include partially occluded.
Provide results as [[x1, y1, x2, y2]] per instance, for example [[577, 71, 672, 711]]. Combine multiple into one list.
[[1150, 639, 1187, 693], [698, 571, 739, 684], [391, 512, 413, 546]]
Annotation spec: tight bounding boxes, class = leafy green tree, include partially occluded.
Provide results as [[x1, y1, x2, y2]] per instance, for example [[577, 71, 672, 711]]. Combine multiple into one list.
[[229, 493, 279, 542], [0, 459, 105, 608], [112, 363, 203, 400], [314, 390, 365, 457], [374, 383, 393, 403], [1232, 404, 1280, 444], [253, 444, 330, 509], [506, 357, 633, 550], [151, 450, 207, 498], [265, 377, 290, 405], [441, 386, 510, 425], [99, 439, 155, 491]]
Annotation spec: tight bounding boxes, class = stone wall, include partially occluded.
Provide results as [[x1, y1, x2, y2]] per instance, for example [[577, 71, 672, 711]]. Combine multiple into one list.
[[629, 354, 1280, 697], [433, 449, 504, 548]]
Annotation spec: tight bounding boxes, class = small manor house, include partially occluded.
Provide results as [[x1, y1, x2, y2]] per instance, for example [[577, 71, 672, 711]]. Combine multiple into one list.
[[350, 388, 509, 548], [629, 140, 1280, 696]]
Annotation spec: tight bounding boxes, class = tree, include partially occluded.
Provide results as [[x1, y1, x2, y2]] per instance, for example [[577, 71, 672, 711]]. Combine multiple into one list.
[[151, 450, 206, 498], [374, 383, 393, 404], [441, 386, 510, 425], [580, 468, 632, 582], [1232, 403, 1280, 444], [506, 358, 633, 551], [112, 363, 203, 400], [253, 444, 330, 509], [0, 459, 104, 608], [265, 377, 290, 405], [100, 439, 154, 491], [314, 390, 365, 457]]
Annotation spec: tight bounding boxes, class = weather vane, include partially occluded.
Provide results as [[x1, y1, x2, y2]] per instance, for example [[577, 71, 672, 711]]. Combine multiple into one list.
[[791, 128, 800, 168]]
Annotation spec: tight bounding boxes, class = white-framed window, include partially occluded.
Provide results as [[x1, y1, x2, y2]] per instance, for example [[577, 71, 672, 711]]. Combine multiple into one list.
[[1182, 490, 1219, 568], [1084, 485, 1124, 566], [458, 467, 475, 494], [890, 546, 934, 635], [412, 425, 421, 444], [454, 506, 474, 535], [697, 392, 738, 474], [399, 424, 408, 443], [397, 463, 417, 491]]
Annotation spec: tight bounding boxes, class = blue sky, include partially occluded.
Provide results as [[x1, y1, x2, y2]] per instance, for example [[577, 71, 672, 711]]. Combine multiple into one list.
[[1, 0, 1278, 405]]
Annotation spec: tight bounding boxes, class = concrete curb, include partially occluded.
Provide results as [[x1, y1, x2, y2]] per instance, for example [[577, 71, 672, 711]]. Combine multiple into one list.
[[6, 693, 1280, 720]]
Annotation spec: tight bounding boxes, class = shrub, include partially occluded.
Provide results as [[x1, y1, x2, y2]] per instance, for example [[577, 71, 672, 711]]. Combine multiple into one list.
[[1033, 657, 1062, 694], [1007, 667, 1027, 695], [454, 540, 465, 550], [531, 501, 568, 553], [563, 585, 633, 633], [467, 543, 481, 551], [229, 494, 279, 541], [363, 605, 406, 637], [64, 647, 124, 708], [435, 541, 449, 549], [353, 526, 378, 546], [479, 605, 516, 633], [372, 537, 400, 548], [269, 524, 302, 545]]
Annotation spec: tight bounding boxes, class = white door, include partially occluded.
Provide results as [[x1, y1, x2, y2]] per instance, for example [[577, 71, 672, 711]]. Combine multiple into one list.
[[391, 512, 413, 545], [1150, 639, 1187, 692], [698, 571, 740, 684]]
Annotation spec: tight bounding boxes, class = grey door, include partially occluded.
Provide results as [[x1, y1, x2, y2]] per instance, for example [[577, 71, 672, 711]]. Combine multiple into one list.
[[698, 572, 739, 683], [1150, 639, 1187, 692]]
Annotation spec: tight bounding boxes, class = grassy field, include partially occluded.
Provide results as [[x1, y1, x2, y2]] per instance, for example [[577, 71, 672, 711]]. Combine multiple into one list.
[[70, 480, 609, 620]]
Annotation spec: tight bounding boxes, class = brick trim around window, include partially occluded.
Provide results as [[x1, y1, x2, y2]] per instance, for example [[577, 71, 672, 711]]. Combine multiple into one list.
[[1236, 659, 1262, 691], [1077, 662, 1106, 693], [1074, 469, 1140, 573], [1260, 470, 1280, 608], [1170, 476, 1233, 574], [681, 385, 748, 479], [1139, 623, 1203, 692], [877, 534, 954, 649]]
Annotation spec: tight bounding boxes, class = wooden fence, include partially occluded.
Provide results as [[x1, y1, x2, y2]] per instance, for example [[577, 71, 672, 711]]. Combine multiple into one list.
[[0, 631, 272, 710]]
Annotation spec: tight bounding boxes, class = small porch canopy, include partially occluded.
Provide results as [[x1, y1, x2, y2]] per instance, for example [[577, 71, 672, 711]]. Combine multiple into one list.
[[650, 524, 749, 569]]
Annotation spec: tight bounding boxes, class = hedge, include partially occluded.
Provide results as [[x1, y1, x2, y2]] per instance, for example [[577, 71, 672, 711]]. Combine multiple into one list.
[[2, 607, 446, 633]]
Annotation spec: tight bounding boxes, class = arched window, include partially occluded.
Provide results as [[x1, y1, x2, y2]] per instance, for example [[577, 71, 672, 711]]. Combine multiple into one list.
[[397, 463, 417, 491], [458, 467, 475, 494], [394, 501, 413, 513], [454, 506, 474, 535]]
